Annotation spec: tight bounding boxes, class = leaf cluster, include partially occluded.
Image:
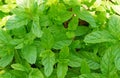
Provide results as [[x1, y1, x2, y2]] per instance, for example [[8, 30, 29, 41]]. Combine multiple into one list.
[[0, 0, 120, 78]]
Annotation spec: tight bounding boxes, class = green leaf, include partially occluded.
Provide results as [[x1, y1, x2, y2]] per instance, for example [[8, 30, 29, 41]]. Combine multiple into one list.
[[59, 46, 69, 59], [75, 26, 89, 36], [87, 60, 100, 70], [114, 45, 120, 71], [49, 26, 67, 41], [41, 29, 54, 49], [6, 15, 28, 30], [29, 68, 44, 78], [23, 32, 36, 45], [9, 70, 28, 78], [40, 50, 55, 77], [84, 30, 116, 43], [9, 39, 24, 46], [53, 40, 72, 49], [21, 45, 37, 64], [78, 9, 96, 28], [57, 62, 68, 78], [29, 1, 39, 15], [79, 52, 100, 70], [0, 11, 6, 18], [11, 7, 28, 18], [101, 46, 118, 77], [31, 17, 43, 38], [16, 0, 39, 17], [40, 15, 50, 27], [95, 11, 106, 25], [108, 15, 120, 39], [0, 50, 7, 57], [101, 45, 120, 78], [11, 26, 26, 38], [68, 53, 82, 67], [11, 63, 27, 71], [66, 31, 75, 38], [66, 68, 80, 78], [68, 17, 78, 30], [60, 11, 73, 22], [115, 57, 120, 70], [48, 3, 72, 23], [0, 72, 12, 78], [2, 0, 120, 78], [0, 52, 14, 68], [0, 30, 11, 44], [57, 46, 69, 78], [80, 59, 90, 74], [79, 73, 103, 78]]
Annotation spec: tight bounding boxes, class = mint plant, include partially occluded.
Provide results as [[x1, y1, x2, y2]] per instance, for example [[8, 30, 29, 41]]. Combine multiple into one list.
[[0, 0, 120, 78]]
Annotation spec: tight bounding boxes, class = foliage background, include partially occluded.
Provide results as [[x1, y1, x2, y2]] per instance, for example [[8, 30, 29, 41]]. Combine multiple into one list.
[[0, 0, 120, 78]]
